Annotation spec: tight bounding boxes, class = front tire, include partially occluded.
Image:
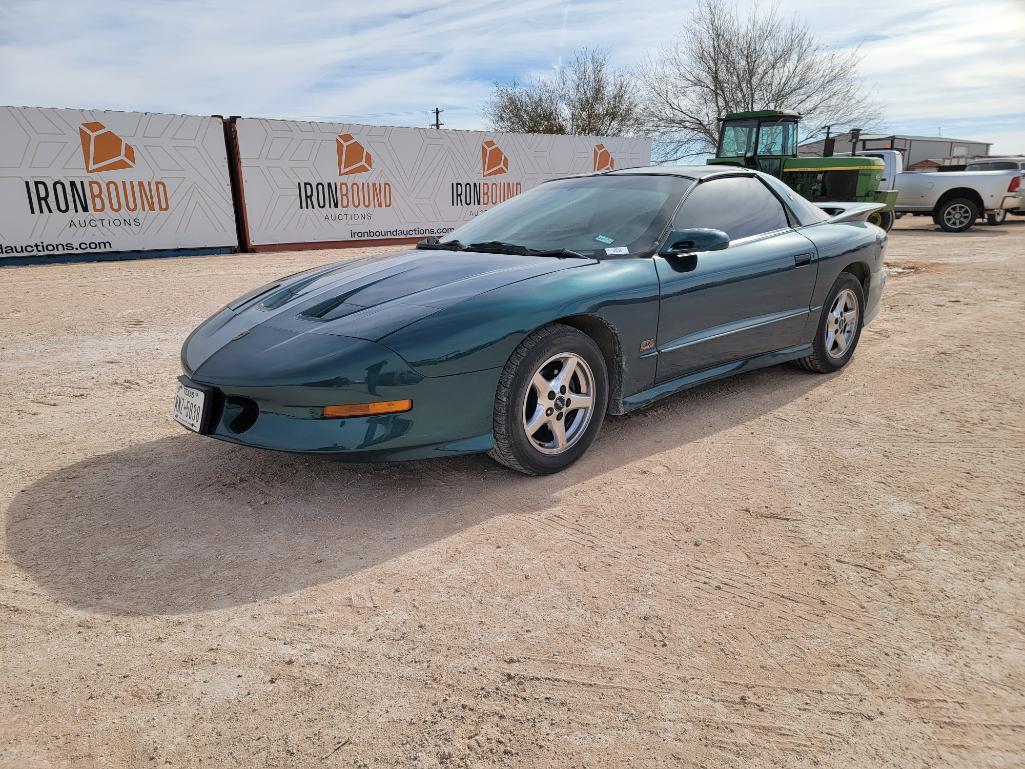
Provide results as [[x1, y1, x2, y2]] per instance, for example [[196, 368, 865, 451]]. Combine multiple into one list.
[[868, 210, 895, 231], [934, 198, 978, 232], [794, 273, 865, 374], [490, 324, 609, 475]]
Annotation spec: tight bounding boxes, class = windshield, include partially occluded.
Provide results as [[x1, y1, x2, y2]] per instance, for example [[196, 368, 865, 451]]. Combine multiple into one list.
[[442, 174, 693, 256], [965, 161, 1019, 171]]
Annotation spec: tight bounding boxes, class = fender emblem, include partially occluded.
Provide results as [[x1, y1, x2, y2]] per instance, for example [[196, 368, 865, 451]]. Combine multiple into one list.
[[639, 338, 655, 353], [231, 330, 250, 341]]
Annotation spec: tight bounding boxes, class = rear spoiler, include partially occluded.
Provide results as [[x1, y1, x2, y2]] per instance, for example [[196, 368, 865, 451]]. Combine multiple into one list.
[[815, 201, 886, 223]]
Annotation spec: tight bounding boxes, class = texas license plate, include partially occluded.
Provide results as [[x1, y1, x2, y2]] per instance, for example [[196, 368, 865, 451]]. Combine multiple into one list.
[[172, 378, 209, 433]]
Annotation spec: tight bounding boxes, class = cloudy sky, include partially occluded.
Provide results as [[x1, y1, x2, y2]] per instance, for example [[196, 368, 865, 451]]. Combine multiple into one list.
[[1, 0, 1023, 153]]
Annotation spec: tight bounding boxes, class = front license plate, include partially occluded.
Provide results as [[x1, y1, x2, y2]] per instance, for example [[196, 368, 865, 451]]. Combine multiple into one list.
[[173, 379, 208, 433]]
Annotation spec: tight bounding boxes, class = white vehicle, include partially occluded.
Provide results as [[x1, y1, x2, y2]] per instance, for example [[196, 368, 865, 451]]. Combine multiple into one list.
[[845, 150, 1022, 232], [964, 158, 1025, 224]]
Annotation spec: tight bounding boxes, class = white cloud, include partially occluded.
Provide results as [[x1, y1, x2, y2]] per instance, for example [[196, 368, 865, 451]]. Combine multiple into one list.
[[0, 0, 1022, 152]]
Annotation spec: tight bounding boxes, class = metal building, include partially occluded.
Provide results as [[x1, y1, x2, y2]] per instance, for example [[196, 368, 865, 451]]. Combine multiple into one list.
[[799, 132, 991, 167]]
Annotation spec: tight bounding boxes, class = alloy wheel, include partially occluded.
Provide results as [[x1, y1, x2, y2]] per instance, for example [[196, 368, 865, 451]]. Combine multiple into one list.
[[825, 288, 859, 360], [942, 203, 973, 230], [521, 352, 595, 454]]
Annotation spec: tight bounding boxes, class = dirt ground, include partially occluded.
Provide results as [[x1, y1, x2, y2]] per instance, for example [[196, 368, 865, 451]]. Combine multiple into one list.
[[2, 215, 1024, 769]]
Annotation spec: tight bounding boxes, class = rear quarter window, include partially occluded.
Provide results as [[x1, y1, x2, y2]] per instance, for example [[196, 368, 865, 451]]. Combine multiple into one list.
[[759, 173, 831, 226]]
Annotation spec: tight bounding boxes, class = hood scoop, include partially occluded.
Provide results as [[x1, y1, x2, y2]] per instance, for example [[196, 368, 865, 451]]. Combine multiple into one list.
[[300, 296, 367, 322], [296, 273, 405, 321]]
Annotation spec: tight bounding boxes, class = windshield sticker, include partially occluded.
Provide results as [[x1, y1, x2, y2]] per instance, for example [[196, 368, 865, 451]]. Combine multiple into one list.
[[605, 246, 629, 255], [594, 234, 615, 244]]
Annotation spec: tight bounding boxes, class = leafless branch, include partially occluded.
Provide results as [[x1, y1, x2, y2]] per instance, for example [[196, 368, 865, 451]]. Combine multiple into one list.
[[484, 49, 643, 136], [637, 0, 883, 161]]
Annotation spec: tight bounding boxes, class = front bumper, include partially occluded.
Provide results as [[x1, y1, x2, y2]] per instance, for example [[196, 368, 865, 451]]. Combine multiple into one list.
[[183, 327, 501, 460], [196, 369, 500, 460], [872, 189, 899, 211]]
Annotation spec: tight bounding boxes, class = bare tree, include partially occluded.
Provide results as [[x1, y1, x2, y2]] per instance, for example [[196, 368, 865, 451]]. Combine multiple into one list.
[[485, 49, 642, 136], [484, 79, 566, 135], [639, 0, 883, 160]]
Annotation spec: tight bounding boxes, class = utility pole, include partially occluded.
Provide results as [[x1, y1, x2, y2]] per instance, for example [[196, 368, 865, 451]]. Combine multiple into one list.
[[431, 107, 444, 129]]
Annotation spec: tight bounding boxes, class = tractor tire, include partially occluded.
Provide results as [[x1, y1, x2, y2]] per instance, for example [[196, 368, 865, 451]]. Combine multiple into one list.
[[869, 210, 895, 231]]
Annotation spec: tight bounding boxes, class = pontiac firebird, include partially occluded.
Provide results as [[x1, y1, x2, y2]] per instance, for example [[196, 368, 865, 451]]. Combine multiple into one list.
[[175, 167, 886, 475]]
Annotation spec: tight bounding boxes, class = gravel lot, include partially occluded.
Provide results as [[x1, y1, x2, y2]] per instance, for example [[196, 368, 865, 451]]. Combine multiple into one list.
[[2, 216, 1024, 768]]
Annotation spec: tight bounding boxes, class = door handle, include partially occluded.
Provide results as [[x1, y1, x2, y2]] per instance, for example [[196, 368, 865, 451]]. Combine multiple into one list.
[[794, 252, 813, 267]]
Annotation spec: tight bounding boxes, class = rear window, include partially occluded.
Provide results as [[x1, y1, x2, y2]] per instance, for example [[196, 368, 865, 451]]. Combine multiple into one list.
[[965, 161, 1020, 171]]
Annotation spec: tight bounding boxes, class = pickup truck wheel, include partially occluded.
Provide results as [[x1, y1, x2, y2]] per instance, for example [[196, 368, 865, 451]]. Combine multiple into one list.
[[986, 210, 1008, 225], [490, 324, 609, 475], [935, 198, 978, 232], [868, 210, 895, 231]]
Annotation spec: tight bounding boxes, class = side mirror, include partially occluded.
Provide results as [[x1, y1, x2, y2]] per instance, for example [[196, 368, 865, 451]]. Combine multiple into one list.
[[659, 228, 730, 256]]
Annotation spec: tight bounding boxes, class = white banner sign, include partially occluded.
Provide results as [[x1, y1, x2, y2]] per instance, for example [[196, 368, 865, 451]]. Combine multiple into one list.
[[234, 119, 652, 246], [0, 107, 238, 260]]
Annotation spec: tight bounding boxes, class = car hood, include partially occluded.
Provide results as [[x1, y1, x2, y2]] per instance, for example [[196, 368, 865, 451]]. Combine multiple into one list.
[[183, 249, 594, 374]]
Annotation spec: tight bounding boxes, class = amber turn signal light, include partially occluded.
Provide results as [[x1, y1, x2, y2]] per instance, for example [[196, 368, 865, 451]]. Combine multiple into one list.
[[322, 400, 412, 418]]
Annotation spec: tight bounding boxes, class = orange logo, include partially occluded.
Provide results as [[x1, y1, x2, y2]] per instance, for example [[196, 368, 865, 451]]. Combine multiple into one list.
[[79, 122, 136, 173], [336, 133, 373, 175], [593, 144, 615, 172], [482, 140, 509, 177]]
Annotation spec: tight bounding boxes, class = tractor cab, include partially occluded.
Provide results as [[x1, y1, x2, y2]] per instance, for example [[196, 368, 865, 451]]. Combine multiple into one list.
[[713, 109, 799, 179], [708, 109, 897, 228]]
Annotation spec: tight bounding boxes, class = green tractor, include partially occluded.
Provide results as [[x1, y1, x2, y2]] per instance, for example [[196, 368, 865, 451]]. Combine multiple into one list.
[[708, 110, 898, 230]]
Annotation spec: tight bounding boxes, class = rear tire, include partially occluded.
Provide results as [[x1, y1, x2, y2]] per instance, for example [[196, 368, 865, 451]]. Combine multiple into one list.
[[934, 198, 978, 232], [489, 324, 609, 475], [986, 209, 1008, 225], [794, 273, 865, 374]]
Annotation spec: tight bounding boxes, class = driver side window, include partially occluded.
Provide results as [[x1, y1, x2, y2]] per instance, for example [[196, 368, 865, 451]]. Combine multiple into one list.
[[673, 177, 790, 241]]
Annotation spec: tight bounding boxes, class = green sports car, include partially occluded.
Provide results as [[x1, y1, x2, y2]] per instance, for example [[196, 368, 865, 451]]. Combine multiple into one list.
[[175, 166, 886, 475]]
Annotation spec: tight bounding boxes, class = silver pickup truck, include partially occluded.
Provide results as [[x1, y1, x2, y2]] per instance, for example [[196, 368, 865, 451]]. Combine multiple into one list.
[[846, 150, 1022, 232]]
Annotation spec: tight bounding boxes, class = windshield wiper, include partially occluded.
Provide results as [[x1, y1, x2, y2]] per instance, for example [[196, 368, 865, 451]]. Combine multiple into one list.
[[530, 248, 590, 259], [466, 240, 530, 255], [416, 237, 465, 251], [467, 241, 590, 259]]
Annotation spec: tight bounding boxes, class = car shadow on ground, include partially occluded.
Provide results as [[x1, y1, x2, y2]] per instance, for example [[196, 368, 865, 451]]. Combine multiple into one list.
[[6, 365, 825, 616]]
